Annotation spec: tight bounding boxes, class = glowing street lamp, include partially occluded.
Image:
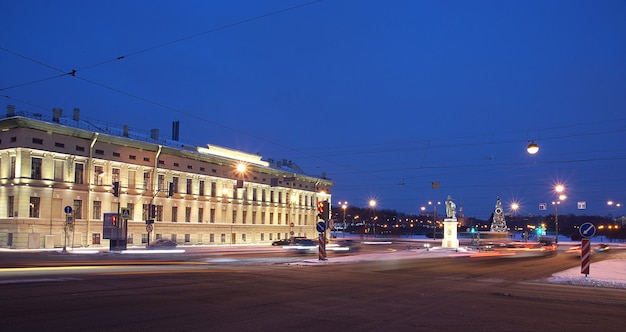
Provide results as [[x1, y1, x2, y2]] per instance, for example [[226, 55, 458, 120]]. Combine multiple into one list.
[[369, 199, 377, 237], [527, 141, 539, 154], [552, 184, 566, 244]]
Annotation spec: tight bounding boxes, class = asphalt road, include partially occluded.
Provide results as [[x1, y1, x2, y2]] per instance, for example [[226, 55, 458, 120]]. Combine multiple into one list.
[[1, 247, 625, 331]]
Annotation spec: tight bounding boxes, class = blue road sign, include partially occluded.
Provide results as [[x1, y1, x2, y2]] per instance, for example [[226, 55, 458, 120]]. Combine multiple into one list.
[[316, 221, 326, 233], [579, 222, 596, 238], [64, 206, 72, 214]]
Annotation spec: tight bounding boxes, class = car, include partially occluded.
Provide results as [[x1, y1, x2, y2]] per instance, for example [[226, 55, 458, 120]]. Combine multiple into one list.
[[148, 238, 177, 249], [565, 243, 610, 255], [271, 239, 291, 246]]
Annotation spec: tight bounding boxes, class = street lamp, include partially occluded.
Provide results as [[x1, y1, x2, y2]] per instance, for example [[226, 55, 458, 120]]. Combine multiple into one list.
[[369, 199, 377, 238], [552, 184, 566, 244], [527, 140, 539, 154], [340, 201, 348, 237], [428, 201, 441, 240]]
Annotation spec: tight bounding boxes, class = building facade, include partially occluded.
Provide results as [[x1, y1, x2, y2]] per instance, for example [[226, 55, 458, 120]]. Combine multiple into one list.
[[0, 106, 333, 249]]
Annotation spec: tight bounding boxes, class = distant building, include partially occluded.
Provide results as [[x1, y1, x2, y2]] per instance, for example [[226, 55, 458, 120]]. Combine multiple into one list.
[[0, 105, 333, 249]]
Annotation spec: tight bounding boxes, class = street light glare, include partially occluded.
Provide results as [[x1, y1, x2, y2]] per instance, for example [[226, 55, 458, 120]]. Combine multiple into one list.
[[236, 162, 247, 173], [555, 184, 565, 193]]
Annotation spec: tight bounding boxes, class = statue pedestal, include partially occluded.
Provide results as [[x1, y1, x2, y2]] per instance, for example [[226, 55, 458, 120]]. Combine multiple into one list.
[[441, 218, 459, 248]]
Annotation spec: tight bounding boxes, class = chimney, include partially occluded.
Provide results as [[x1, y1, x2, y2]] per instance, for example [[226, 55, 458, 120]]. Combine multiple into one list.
[[73, 108, 80, 121], [52, 108, 62, 123], [150, 129, 159, 141], [172, 121, 180, 141], [6, 104, 15, 117], [123, 125, 129, 137]]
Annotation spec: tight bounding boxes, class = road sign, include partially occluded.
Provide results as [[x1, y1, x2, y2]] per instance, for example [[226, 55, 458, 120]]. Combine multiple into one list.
[[121, 208, 130, 219], [579, 222, 596, 238], [146, 224, 153, 233], [64, 206, 73, 214], [581, 238, 591, 275], [316, 221, 326, 233], [66, 216, 73, 224], [290, 222, 294, 227]]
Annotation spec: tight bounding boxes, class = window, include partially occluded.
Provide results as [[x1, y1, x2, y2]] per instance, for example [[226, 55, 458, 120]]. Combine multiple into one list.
[[31, 157, 42, 180], [261, 189, 266, 202], [242, 234, 247, 242], [74, 163, 84, 184], [158, 174, 165, 191], [95, 149, 104, 155], [242, 210, 247, 224], [261, 212, 266, 224], [198, 207, 204, 223], [156, 205, 163, 221], [29, 197, 40, 218], [93, 201, 102, 219], [171, 234, 177, 242], [172, 206, 178, 222], [92, 233, 101, 245], [270, 191, 275, 203], [130, 155, 136, 160], [76, 145, 85, 152], [210, 208, 215, 223], [113, 152, 120, 157], [55, 142, 65, 148], [210, 234, 215, 243], [143, 171, 151, 190], [278, 192, 283, 204], [252, 211, 257, 224], [112, 167, 120, 182], [199, 180, 205, 196], [127, 203, 134, 221], [173, 162, 179, 167], [141, 234, 148, 244], [94, 165, 104, 185], [186, 178, 192, 194], [185, 234, 190, 243], [73, 200, 82, 219], [10, 156, 16, 179], [232, 210, 237, 224], [8, 196, 15, 217], [128, 170, 136, 189], [278, 212, 282, 225], [211, 182, 216, 197], [185, 207, 191, 223], [269, 212, 274, 224], [252, 188, 257, 201], [32, 138, 43, 144], [221, 234, 226, 243], [172, 176, 179, 194], [261, 233, 265, 241], [54, 160, 64, 181]]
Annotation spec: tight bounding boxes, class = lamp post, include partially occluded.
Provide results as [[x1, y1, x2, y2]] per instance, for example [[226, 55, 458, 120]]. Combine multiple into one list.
[[340, 201, 348, 238], [552, 184, 566, 244], [369, 199, 377, 238], [428, 201, 440, 240]]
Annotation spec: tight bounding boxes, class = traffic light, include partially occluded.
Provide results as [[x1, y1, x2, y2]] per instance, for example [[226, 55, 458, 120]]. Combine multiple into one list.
[[112, 181, 120, 197], [111, 214, 118, 227], [317, 200, 330, 221]]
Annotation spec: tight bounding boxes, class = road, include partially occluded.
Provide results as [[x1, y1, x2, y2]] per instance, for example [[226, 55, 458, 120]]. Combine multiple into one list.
[[1, 243, 625, 331]]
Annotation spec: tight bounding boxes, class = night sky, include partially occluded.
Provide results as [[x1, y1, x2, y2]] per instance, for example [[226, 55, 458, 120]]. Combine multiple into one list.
[[2, 0, 625, 219]]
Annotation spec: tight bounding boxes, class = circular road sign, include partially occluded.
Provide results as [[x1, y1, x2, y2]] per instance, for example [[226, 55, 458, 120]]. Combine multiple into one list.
[[316, 221, 326, 233], [146, 224, 154, 233], [64, 206, 73, 214], [579, 222, 596, 238]]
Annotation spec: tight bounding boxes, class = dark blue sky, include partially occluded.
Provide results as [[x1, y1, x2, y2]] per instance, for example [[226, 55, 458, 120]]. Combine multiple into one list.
[[2, 0, 626, 219]]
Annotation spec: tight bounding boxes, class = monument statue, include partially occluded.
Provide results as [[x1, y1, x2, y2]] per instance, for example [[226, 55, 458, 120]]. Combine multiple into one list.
[[445, 195, 456, 219]]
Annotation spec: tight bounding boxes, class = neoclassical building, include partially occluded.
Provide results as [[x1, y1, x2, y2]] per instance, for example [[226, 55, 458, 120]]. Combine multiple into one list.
[[0, 105, 333, 249]]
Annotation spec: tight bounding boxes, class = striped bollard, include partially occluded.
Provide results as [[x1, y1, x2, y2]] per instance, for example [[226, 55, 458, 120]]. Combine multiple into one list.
[[581, 238, 590, 276], [318, 233, 327, 260]]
